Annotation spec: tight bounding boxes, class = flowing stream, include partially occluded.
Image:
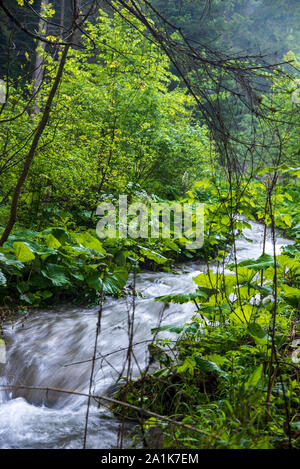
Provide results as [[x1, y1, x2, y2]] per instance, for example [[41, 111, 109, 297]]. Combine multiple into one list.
[[0, 221, 292, 448]]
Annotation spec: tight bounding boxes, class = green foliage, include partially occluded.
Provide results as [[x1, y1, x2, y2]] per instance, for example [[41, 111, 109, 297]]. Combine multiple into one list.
[[155, 290, 208, 304], [114, 200, 300, 448], [0, 0, 299, 451], [0, 7, 213, 232], [0, 225, 133, 305]]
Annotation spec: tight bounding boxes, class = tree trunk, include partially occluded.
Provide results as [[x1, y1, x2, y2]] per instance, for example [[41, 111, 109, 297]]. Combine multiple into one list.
[[0, 41, 71, 246], [59, 0, 65, 40], [32, 0, 49, 115]]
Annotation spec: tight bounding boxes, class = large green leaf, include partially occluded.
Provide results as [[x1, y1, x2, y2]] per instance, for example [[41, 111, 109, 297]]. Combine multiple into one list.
[[41, 264, 70, 286], [103, 269, 129, 294], [155, 289, 208, 304], [194, 355, 227, 378], [228, 253, 275, 272], [247, 323, 267, 340], [247, 323, 270, 345], [8, 237, 57, 264], [42, 228, 71, 245], [151, 324, 186, 334], [87, 273, 102, 290], [245, 364, 264, 390], [138, 246, 168, 264], [28, 274, 52, 288], [45, 234, 61, 249], [0, 251, 24, 269], [13, 242, 35, 263], [69, 269, 84, 281], [249, 284, 273, 297], [151, 322, 200, 335], [87, 268, 128, 294], [192, 272, 220, 295], [177, 356, 197, 376], [281, 284, 300, 308], [75, 232, 106, 256], [230, 305, 253, 324]]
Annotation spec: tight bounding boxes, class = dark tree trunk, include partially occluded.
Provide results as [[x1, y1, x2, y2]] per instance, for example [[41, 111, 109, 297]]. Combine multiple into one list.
[[0, 40, 71, 246], [59, 0, 65, 39], [32, 0, 49, 115]]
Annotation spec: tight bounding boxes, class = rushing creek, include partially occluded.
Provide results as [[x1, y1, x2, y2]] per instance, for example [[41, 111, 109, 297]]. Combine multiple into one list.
[[0, 221, 292, 448]]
